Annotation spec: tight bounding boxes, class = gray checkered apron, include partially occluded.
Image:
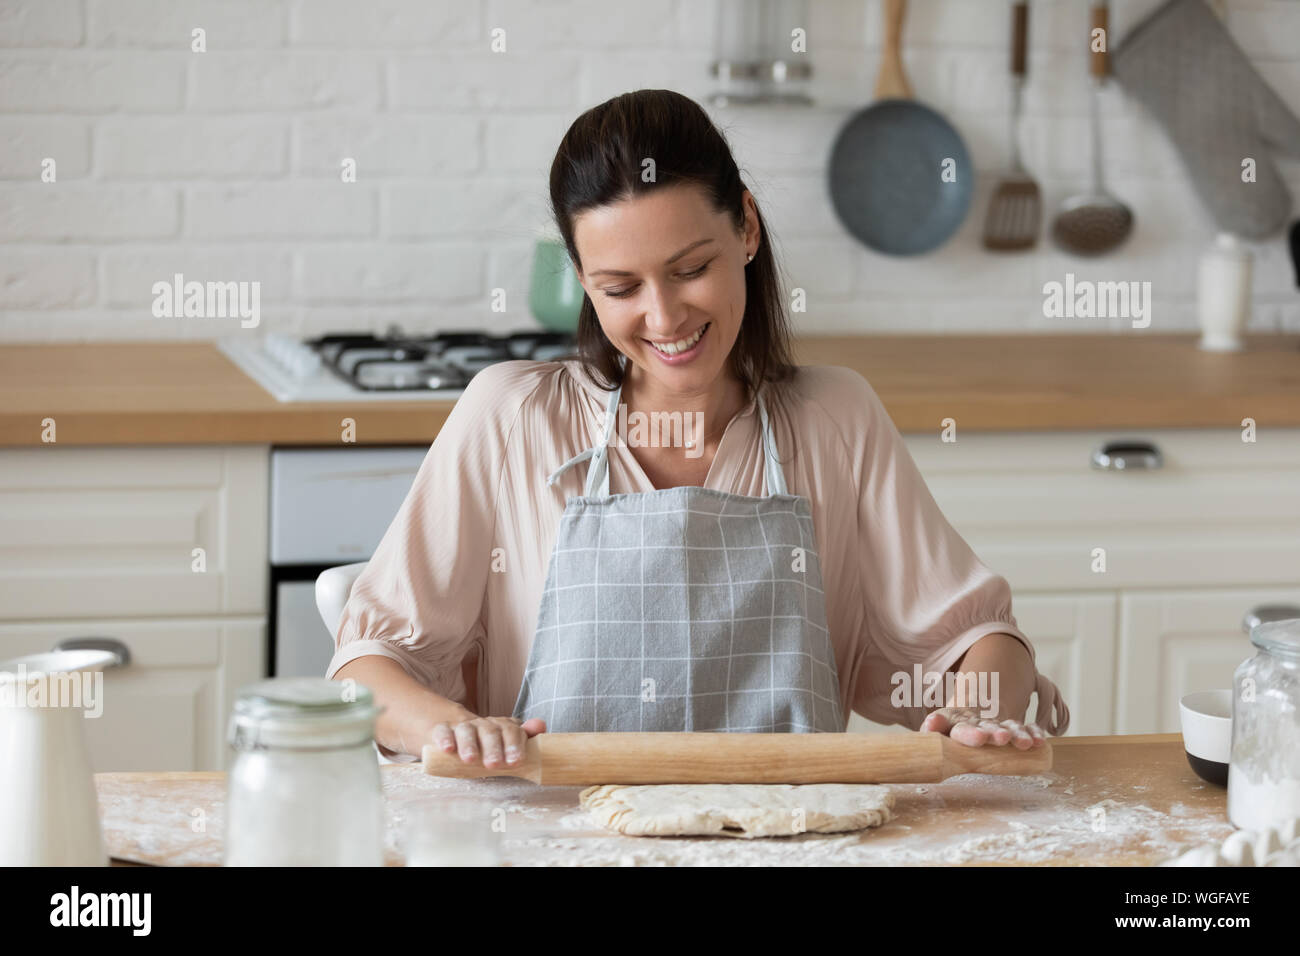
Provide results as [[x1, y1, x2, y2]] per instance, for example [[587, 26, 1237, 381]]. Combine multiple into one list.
[[512, 375, 844, 733]]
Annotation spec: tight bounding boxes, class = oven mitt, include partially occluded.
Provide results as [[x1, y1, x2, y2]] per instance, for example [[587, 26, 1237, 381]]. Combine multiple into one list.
[[1113, 0, 1300, 238]]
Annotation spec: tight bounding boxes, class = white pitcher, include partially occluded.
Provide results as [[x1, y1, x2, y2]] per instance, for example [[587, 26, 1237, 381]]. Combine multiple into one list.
[[0, 648, 122, 866]]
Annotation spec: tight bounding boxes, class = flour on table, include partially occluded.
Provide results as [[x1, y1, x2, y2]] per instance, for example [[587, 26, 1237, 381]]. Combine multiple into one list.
[[98, 764, 1244, 867], [579, 783, 894, 839]]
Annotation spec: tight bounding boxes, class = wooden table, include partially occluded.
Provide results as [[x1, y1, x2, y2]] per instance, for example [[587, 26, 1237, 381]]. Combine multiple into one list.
[[98, 734, 1233, 866]]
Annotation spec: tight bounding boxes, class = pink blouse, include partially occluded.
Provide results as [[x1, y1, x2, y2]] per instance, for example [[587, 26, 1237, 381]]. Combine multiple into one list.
[[327, 358, 1070, 739]]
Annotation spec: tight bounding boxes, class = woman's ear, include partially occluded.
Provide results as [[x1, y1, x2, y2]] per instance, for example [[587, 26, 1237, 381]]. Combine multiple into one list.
[[741, 190, 762, 256]]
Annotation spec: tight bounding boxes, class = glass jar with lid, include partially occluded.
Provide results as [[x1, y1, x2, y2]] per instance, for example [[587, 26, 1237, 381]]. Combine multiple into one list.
[[225, 678, 383, 866], [1228, 618, 1300, 831]]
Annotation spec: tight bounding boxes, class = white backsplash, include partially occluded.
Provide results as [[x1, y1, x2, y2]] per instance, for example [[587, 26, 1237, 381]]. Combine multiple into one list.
[[1, 0, 1297, 342]]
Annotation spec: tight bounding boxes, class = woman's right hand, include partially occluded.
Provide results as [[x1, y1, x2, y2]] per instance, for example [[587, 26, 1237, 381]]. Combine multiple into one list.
[[429, 715, 547, 768]]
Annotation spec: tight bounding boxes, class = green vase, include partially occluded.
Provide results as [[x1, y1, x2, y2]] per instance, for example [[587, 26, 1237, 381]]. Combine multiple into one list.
[[529, 239, 584, 332]]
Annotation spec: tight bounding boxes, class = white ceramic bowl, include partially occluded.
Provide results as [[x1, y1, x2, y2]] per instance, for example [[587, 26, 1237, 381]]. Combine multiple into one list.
[[1179, 689, 1233, 786]]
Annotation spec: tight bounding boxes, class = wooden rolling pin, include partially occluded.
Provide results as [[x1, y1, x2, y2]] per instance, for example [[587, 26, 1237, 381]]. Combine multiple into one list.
[[421, 732, 1051, 785]]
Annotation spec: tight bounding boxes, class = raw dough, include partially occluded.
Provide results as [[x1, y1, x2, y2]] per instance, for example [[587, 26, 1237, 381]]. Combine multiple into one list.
[[579, 783, 895, 839], [1162, 816, 1300, 866]]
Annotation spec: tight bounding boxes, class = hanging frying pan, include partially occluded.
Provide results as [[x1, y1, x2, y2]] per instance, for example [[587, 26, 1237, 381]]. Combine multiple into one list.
[[828, 0, 973, 256]]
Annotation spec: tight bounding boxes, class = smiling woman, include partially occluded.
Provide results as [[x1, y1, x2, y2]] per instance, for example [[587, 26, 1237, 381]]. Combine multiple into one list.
[[330, 89, 1070, 768], [551, 90, 796, 427]]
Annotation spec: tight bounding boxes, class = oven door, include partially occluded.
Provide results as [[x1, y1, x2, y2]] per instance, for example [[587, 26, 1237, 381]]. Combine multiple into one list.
[[272, 575, 337, 678], [269, 446, 429, 677]]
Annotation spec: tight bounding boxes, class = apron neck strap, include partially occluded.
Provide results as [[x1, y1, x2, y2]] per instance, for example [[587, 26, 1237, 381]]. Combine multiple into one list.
[[757, 390, 788, 496]]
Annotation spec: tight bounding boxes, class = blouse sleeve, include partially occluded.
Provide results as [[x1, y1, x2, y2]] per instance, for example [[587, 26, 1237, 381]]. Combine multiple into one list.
[[324, 361, 538, 706], [836, 370, 1070, 735]]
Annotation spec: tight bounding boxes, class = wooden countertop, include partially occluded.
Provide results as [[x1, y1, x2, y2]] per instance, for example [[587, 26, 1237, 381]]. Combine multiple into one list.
[[2, 334, 1297, 447], [98, 733, 1236, 867]]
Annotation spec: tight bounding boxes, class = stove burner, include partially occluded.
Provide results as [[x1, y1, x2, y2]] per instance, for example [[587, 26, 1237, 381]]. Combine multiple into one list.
[[305, 327, 577, 392]]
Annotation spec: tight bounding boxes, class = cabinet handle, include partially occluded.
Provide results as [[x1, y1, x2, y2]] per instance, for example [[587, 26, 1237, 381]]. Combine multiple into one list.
[[1090, 440, 1162, 471], [1241, 606, 1300, 635], [50, 637, 131, 669]]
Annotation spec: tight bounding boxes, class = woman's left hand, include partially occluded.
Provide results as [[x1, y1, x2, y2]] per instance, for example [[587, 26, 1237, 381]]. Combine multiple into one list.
[[919, 707, 1046, 749]]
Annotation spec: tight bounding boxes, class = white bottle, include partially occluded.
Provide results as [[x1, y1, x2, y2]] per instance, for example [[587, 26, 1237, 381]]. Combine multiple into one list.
[[1197, 232, 1253, 352]]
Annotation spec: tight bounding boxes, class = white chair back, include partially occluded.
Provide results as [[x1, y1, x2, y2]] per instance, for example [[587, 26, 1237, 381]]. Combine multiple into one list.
[[315, 561, 369, 635], [315, 561, 405, 764]]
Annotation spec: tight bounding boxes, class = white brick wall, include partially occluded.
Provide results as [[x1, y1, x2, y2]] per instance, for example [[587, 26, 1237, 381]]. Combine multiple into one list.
[[0, 0, 1298, 341]]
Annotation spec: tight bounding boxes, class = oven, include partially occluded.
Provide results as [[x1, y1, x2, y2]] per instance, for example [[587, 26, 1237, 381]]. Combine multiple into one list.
[[268, 446, 428, 677]]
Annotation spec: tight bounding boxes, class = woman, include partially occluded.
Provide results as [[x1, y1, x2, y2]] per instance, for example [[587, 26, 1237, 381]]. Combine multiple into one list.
[[330, 90, 1070, 769]]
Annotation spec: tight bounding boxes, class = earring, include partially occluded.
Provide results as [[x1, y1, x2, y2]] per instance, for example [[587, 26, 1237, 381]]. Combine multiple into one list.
[[746, 253, 754, 263]]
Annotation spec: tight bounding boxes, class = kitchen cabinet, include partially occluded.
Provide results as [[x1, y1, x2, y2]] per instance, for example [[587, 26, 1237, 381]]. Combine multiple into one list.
[[0, 445, 267, 618], [905, 427, 1300, 592], [851, 427, 1300, 737], [1116, 588, 1300, 734], [0, 446, 268, 771], [0, 617, 263, 772]]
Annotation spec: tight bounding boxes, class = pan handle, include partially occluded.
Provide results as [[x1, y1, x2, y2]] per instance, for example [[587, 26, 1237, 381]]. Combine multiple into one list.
[[875, 0, 913, 100], [1090, 1, 1109, 79], [1011, 1, 1028, 78], [884, 0, 906, 53]]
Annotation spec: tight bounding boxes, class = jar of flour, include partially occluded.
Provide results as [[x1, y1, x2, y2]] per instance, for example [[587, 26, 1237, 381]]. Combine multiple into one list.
[[1229, 619, 1300, 830], [225, 678, 383, 866]]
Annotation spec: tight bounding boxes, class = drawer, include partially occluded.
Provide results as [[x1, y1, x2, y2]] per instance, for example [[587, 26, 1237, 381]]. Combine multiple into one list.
[[0, 445, 268, 618], [902, 428, 1300, 591], [269, 447, 425, 564], [0, 615, 265, 771]]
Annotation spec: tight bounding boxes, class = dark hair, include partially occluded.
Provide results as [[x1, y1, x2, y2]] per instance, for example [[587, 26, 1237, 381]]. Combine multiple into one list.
[[548, 89, 798, 404]]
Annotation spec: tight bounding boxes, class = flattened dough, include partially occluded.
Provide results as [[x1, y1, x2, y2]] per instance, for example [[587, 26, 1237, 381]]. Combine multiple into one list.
[[579, 783, 895, 839]]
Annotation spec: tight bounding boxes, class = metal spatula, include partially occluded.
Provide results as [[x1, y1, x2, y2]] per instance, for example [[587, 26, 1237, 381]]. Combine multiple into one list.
[[983, 1, 1041, 251]]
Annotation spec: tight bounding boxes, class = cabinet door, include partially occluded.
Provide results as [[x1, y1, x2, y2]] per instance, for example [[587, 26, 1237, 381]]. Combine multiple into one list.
[[0, 617, 264, 771], [0, 445, 268, 619], [1117, 589, 1300, 734], [849, 592, 1116, 737]]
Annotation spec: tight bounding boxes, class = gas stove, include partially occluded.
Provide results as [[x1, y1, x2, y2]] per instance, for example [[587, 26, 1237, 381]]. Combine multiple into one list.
[[218, 327, 577, 402]]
